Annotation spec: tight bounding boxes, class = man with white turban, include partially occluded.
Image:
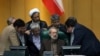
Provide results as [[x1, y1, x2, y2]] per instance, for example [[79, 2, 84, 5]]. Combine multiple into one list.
[[26, 8, 48, 30]]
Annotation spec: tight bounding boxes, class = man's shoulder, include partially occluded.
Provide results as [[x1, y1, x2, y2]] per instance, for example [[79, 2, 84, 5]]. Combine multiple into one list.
[[26, 20, 32, 24], [75, 24, 91, 31], [2, 25, 14, 33], [40, 20, 46, 23]]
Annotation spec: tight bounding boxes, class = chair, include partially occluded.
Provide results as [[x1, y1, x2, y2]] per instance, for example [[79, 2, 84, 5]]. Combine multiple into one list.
[[41, 30, 69, 45]]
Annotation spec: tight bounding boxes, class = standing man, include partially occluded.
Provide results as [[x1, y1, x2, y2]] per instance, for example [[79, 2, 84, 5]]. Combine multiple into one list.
[[26, 8, 48, 30], [27, 24, 42, 56], [49, 14, 66, 33], [13, 19, 28, 46], [65, 17, 100, 56], [12, 19, 29, 56], [0, 17, 17, 54]]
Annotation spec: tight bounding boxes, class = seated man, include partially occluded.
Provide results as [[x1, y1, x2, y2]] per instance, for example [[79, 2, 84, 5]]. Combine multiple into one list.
[[41, 27, 66, 56], [40, 29, 69, 45]]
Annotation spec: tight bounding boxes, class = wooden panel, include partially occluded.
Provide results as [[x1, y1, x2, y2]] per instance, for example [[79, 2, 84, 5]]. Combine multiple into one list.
[[1, 0, 100, 40], [25, 0, 51, 25], [10, 0, 25, 20], [0, 0, 10, 54], [0, 0, 10, 34], [40, 0, 51, 26], [73, 0, 92, 29], [92, 0, 100, 39], [61, 0, 70, 23], [25, 0, 40, 23]]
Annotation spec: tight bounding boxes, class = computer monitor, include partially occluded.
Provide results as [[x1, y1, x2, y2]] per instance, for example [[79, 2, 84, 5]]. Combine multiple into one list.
[[62, 45, 81, 56], [8, 46, 29, 56], [10, 46, 27, 50], [3, 51, 25, 56], [43, 51, 53, 56]]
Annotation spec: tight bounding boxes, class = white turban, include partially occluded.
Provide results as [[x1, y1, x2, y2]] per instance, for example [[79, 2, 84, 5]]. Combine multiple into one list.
[[29, 8, 40, 17]]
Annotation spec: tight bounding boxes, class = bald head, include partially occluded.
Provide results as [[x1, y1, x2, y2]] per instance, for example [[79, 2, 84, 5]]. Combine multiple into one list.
[[7, 17, 16, 25]]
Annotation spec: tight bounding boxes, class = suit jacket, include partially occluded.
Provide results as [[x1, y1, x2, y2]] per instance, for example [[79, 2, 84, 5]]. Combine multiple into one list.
[[1, 25, 29, 56], [41, 39, 65, 56], [0, 25, 20, 54], [27, 32, 42, 56], [26, 20, 48, 30], [72, 23, 100, 56], [17, 33, 29, 46]]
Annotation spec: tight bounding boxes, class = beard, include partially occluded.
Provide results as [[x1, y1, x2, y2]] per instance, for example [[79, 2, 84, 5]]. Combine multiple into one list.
[[51, 35, 58, 43], [50, 35, 58, 40]]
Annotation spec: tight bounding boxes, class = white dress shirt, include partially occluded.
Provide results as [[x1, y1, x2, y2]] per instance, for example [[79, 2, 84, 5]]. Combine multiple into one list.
[[32, 35, 41, 50], [17, 33, 25, 46], [70, 28, 75, 45]]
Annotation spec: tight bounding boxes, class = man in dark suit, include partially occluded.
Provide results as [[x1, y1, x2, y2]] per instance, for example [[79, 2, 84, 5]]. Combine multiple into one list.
[[13, 19, 30, 46], [12, 19, 29, 56], [26, 8, 48, 30], [65, 17, 100, 56], [41, 27, 66, 56], [27, 24, 42, 56]]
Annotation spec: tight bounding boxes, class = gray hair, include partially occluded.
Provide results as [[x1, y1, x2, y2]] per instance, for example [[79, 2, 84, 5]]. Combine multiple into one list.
[[7, 17, 15, 25], [48, 27, 58, 33], [30, 24, 40, 30], [51, 14, 60, 21]]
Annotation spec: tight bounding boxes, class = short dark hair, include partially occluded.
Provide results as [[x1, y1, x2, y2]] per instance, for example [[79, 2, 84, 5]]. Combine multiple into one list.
[[51, 14, 60, 21], [13, 19, 25, 27], [65, 17, 77, 27]]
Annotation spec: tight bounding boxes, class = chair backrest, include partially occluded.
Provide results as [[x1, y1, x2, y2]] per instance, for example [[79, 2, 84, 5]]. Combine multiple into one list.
[[41, 30, 69, 44]]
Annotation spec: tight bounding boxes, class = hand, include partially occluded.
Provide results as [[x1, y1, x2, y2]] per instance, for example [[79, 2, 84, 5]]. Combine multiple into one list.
[[25, 30, 30, 35]]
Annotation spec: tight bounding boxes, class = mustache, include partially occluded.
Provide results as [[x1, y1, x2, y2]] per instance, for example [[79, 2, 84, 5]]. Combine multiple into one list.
[[50, 35, 58, 38]]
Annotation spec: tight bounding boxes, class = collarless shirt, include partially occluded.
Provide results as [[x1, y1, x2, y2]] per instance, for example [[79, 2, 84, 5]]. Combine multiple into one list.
[[32, 35, 41, 50]]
